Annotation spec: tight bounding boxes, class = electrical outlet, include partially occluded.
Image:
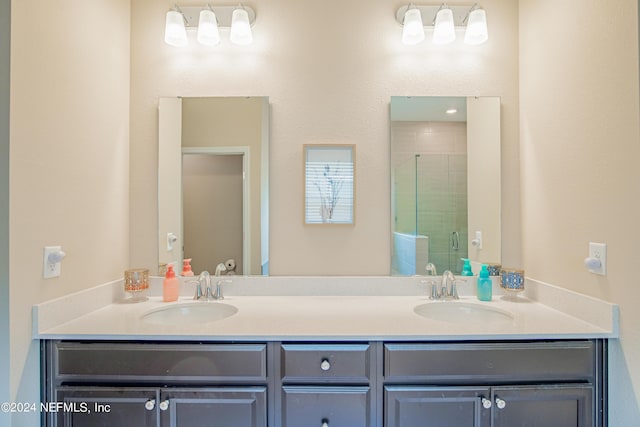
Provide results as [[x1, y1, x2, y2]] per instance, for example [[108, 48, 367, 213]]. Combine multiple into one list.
[[588, 242, 607, 276], [43, 246, 65, 279]]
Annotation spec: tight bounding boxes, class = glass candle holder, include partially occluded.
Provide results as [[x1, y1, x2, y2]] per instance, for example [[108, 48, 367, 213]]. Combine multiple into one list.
[[500, 268, 525, 299], [123, 268, 149, 303]]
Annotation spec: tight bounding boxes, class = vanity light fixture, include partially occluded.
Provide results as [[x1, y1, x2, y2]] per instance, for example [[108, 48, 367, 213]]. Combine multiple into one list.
[[396, 3, 489, 46], [432, 4, 456, 45], [197, 7, 220, 46], [164, 4, 256, 47], [401, 5, 425, 46], [463, 4, 488, 45], [230, 6, 253, 45], [165, 7, 188, 47]]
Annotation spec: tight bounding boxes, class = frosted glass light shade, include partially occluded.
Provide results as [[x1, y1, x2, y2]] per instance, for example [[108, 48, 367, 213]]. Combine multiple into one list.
[[197, 9, 220, 46], [432, 7, 455, 45], [230, 8, 253, 45], [401, 8, 425, 46], [464, 8, 488, 45], [165, 10, 188, 47]]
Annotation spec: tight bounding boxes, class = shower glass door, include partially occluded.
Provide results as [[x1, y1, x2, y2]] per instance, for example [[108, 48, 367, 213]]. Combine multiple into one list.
[[416, 153, 468, 274]]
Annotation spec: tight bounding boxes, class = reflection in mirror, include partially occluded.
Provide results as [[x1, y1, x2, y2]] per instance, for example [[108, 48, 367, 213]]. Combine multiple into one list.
[[390, 96, 500, 276], [158, 97, 269, 276]]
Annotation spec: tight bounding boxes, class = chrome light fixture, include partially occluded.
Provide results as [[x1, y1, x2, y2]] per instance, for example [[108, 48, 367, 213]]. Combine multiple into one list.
[[230, 7, 253, 45], [395, 3, 489, 47], [432, 5, 455, 45], [165, 8, 188, 47], [164, 4, 256, 47], [463, 5, 488, 45], [197, 8, 220, 46], [402, 7, 425, 46]]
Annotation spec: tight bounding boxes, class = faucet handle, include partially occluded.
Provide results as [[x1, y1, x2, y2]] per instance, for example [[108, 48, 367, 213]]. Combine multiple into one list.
[[186, 279, 202, 300], [215, 279, 232, 300]]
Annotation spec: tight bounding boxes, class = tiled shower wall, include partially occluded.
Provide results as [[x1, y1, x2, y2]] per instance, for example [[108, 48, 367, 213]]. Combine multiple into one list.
[[391, 121, 468, 273]]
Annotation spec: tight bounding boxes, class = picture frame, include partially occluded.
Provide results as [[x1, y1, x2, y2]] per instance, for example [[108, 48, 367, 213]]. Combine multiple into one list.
[[303, 144, 355, 225]]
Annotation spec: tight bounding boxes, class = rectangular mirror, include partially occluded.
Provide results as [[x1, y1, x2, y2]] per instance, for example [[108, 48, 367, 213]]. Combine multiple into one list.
[[158, 96, 269, 276], [390, 96, 501, 276]]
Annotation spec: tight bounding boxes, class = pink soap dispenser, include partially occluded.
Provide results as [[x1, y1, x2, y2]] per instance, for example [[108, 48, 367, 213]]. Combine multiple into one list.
[[181, 258, 194, 277], [163, 264, 179, 302]]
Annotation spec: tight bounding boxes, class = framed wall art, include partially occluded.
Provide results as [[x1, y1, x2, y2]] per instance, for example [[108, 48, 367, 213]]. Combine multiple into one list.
[[303, 144, 355, 225]]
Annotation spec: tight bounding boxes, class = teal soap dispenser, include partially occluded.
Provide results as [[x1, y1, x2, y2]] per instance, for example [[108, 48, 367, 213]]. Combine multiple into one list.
[[477, 264, 492, 301], [461, 258, 474, 276]]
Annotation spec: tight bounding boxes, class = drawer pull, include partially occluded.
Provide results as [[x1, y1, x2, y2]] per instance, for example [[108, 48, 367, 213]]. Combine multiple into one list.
[[320, 359, 331, 371], [144, 400, 155, 411], [495, 397, 506, 409], [159, 400, 170, 411], [321, 418, 329, 427], [481, 397, 492, 409]]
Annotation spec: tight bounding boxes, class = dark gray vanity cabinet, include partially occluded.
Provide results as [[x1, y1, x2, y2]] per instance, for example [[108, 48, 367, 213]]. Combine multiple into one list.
[[42, 341, 269, 427], [278, 343, 374, 427], [385, 386, 491, 426], [383, 341, 605, 427], [43, 339, 606, 427]]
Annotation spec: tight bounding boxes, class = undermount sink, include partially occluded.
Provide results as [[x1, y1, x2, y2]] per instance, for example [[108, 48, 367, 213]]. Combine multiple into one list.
[[142, 302, 238, 325], [414, 302, 514, 324]]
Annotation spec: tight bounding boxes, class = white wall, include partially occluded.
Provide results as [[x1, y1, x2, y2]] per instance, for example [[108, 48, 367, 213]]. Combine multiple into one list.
[[519, 0, 640, 422], [9, 1, 131, 424], [0, 0, 10, 425], [129, 0, 521, 276]]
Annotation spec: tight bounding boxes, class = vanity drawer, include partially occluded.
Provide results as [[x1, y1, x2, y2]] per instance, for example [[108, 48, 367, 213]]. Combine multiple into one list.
[[384, 341, 595, 384], [54, 341, 267, 383], [282, 386, 371, 427], [280, 344, 371, 383]]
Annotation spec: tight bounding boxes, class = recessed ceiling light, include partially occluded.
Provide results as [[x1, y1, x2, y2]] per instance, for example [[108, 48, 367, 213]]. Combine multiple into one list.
[[446, 108, 457, 114]]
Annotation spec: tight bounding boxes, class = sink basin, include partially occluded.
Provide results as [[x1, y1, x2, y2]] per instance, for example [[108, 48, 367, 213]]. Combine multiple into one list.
[[142, 302, 238, 325], [414, 302, 514, 324]]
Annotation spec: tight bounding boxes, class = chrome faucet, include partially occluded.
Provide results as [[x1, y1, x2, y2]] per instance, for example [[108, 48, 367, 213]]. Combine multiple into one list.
[[425, 262, 437, 276], [428, 270, 460, 300], [214, 262, 228, 277], [190, 271, 212, 301]]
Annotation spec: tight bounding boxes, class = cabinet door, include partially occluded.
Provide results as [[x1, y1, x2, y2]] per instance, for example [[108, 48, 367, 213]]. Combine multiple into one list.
[[53, 387, 158, 427], [384, 386, 491, 427], [282, 386, 372, 427], [492, 385, 593, 427], [160, 387, 266, 427]]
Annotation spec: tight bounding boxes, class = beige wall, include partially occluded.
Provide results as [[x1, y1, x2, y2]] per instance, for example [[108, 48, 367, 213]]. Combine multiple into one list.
[[0, 0, 9, 419], [520, 0, 640, 421], [129, 0, 521, 275], [183, 154, 244, 275], [9, 1, 130, 423]]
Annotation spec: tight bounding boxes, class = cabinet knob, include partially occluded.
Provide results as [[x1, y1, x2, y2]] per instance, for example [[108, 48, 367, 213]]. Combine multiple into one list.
[[481, 397, 492, 409], [159, 400, 170, 411], [320, 359, 331, 371], [321, 419, 329, 427], [495, 397, 506, 409], [144, 400, 155, 411]]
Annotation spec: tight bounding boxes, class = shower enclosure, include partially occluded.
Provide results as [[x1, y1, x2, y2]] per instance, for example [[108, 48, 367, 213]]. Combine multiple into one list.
[[391, 121, 468, 276]]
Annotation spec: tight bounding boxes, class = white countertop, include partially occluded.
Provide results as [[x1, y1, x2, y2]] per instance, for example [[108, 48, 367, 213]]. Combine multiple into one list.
[[33, 276, 619, 341]]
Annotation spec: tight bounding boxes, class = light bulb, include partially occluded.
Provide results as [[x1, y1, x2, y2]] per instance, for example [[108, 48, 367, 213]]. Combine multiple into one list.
[[164, 10, 188, 47], [432, 7, 455, 45], [401, 8, 425, 46], [464, 8, 488, 45], [198, 9, 220, 46], [230, 8, 253, 45]]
